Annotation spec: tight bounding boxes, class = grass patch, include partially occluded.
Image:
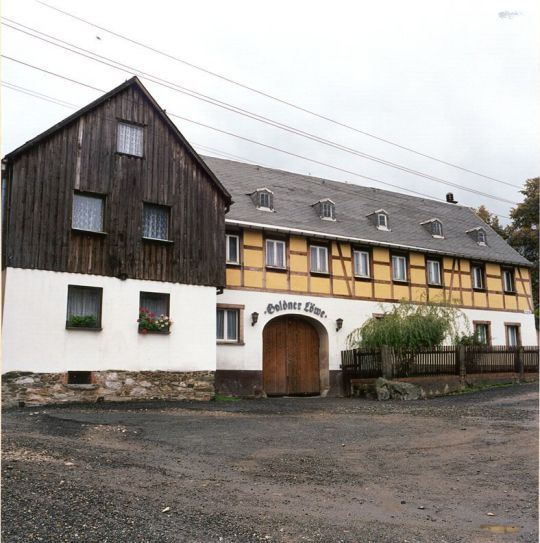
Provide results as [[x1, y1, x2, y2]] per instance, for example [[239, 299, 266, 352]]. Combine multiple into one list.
[[213, 393, 241, 402], [451, 382, 517, 396]]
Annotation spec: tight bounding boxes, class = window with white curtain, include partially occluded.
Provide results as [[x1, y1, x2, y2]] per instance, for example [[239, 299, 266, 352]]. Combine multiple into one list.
[[117, 122, 144, 156], [472, 265, 484, 289], [66, 285, 102, 328], [143, 203, 169, 240], [310, 245, 328, 273], [72, 193, 104, 232], [427, 259, 442, 285], [353, 250, 370, 278], [506, 324, 520, 347], [392, 255, 407, 282], [266, 239, 286, 268], [217, 308, 239, 342], [226, 234, 240, 264]]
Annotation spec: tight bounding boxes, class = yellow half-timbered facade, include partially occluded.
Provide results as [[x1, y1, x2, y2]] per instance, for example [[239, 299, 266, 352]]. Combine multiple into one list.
[[204, 156, 536, 397]]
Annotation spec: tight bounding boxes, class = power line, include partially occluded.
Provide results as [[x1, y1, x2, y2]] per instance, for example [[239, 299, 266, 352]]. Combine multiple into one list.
[[1, 70, 514, 221], [34, 0, 519, 188], [1, 18, 520, 206]]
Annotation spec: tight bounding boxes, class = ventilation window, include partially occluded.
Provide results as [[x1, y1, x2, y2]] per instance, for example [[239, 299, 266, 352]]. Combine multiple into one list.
[[466, 227, 487, 246], [421, 219, 444, 238], [250, 188, 274, 211], [67, 371, 92, 385]]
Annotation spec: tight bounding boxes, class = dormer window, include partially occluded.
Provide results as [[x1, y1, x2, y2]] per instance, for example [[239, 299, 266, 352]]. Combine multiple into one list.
[[313, 199, 336, 221], [466, 227, 487, 246], [377, 213, 388, 229], [421, 219, 444, 238], [250, 188, 274, 211]]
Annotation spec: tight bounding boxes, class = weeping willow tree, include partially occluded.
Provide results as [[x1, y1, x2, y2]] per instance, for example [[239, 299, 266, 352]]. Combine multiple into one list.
[[347, 301, 470, 353]]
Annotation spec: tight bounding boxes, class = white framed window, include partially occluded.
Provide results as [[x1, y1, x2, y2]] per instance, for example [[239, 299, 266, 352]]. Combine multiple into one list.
[[353, 250, 370, 278], [391, 255, 407, 282], [143, 203, 170, 240], [226, 234, 240, 264], [310, 245, 328, 274], [117, 122, 144, 157], [266, 239, 286, 268], [426, 259, 442, 285], [217, 308, 239, 342], [472, 265, 484, 289], [502, 268, 515, 293], [431, 221, 443, 237], [72, 193, 104, 232], [66, 285, 102, 329], [506, 324, 520, 347], [477, 230, 487, 245], [377, 213, 388, 230], [139, 292, 171, 333], [473, 322, 490, 345], [320, 201, 335, 220]]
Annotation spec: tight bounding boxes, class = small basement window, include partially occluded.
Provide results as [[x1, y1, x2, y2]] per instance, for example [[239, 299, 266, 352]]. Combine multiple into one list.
[[67, 371, 92, 385]]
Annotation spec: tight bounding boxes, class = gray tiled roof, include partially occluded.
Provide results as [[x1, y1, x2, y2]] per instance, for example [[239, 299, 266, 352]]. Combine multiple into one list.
[[203, 156, 530, 267]]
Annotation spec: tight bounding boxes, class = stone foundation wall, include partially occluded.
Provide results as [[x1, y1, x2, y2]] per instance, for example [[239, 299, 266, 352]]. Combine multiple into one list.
[[1, 370, 215, 407]]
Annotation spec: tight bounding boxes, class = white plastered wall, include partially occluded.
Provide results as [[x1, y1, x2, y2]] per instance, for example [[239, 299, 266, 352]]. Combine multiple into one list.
[[2, 268, 216, 373], [217, 289, 538, 372]]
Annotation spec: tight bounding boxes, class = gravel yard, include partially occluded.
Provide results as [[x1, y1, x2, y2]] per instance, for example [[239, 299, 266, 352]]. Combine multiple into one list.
[[2, 383, 538, 543]]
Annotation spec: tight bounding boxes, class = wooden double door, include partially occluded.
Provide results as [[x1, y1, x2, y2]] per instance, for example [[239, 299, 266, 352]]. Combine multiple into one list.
[[263, 316, 320, 396]]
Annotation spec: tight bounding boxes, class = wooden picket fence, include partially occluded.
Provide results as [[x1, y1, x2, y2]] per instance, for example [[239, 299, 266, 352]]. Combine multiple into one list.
[[341, 344, 539, 395]]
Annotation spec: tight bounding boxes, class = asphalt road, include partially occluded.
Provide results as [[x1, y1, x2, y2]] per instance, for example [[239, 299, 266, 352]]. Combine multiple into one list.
[[2, 383, 538, 542]]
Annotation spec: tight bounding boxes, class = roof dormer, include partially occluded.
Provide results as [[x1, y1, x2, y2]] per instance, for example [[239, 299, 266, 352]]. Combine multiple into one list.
[[466, 227, 487, 246], [367, 209, 390, 231], [250, 187, 274, 212], [312, 198, 336, 221], [421, 218, 444, 238]]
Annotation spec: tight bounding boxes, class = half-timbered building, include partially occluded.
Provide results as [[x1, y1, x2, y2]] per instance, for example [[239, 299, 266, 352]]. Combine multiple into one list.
[[203, 157, 537, 397]]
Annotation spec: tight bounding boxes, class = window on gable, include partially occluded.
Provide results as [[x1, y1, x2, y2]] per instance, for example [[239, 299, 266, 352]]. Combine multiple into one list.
[[117, 122, 144, 157], [426, 259, 442, 285], [353, 250, 370, 278], [266, 239, 286, 269], [217, 307, 239, 342], [502, 268, 515, 293], [310, 245, 329, 274], [72, 193, 104, 233], [66, 285, 102, 329], [226, 234, 240, 264], [143, 203, 170, 241], [472, 264, 484, 290], [391, 255, 407, 282], [139, 292, 170, 333], [377, 212, 388, 230]]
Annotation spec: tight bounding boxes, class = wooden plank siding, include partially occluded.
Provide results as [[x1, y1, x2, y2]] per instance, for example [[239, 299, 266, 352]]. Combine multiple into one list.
[[3, 84, 228, 287]]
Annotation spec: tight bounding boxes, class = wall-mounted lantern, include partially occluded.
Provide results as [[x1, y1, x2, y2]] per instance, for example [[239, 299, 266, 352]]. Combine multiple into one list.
[[336, 318, 343, 332], [251, 312, 259, 326]]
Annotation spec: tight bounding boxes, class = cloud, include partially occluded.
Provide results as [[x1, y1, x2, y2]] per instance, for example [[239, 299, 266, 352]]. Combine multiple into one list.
[[498, 10, 523, 19]]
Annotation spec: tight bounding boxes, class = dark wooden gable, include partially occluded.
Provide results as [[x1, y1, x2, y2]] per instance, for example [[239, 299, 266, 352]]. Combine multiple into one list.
[[3, 78, 230, 287]]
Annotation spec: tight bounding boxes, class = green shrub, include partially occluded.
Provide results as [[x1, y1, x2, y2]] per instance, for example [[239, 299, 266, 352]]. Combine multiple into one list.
[[67, 315, 98, 328]]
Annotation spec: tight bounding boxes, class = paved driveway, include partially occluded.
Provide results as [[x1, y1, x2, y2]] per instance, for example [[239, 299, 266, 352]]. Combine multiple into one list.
[[2, 384, 538, 542]]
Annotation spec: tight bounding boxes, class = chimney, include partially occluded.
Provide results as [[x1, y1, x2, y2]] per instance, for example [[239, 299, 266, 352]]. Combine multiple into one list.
[[446, 192, 457, 204]]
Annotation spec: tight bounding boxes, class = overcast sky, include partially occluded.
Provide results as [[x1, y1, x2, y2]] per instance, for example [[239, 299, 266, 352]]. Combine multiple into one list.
[[2, 0, 538, 222]]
